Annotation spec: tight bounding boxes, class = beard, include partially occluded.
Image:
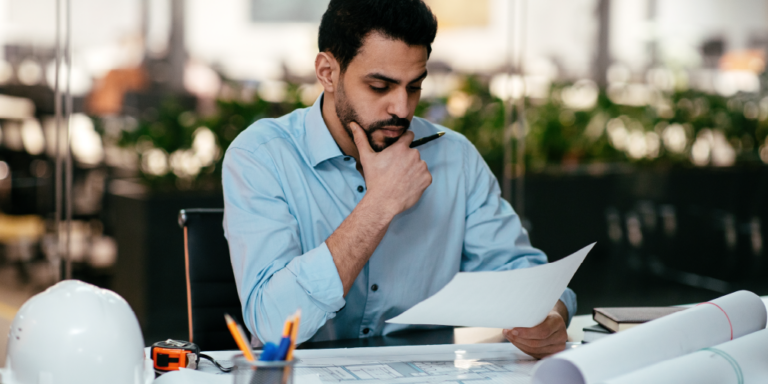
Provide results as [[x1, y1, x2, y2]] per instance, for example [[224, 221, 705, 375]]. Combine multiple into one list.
[[335, 80, 411, 152]]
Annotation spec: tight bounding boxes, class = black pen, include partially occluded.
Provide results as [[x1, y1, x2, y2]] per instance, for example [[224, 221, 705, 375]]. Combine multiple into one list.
[[410, 131, 445, 148]]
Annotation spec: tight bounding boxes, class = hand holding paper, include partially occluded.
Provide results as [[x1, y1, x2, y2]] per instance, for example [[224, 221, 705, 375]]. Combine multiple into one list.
[[504, 301, 569, 359], [387, 243, 593, 328]]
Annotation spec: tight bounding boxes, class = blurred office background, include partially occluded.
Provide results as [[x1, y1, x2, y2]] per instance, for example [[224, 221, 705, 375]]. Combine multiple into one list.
[[1, 0, 768, 359]]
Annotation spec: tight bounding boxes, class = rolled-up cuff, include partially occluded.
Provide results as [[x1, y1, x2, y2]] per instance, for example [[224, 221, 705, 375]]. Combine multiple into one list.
[[287, 241, 346, 312]]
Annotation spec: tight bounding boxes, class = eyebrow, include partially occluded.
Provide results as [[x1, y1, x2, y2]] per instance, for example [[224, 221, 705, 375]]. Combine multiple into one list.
[[366, 70, 428, 85]]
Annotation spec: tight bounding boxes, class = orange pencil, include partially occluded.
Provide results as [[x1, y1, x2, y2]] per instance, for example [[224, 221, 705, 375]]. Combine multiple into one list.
[[281, 317, 293, 338], [286, 309, 301, 360], [224, 313, 255, 361]]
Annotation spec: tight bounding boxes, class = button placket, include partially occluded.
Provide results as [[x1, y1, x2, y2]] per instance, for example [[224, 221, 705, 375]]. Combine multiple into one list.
[[358, 262, 373, 337], [340, 156, 365, 202], [360, 264, 380, 338]]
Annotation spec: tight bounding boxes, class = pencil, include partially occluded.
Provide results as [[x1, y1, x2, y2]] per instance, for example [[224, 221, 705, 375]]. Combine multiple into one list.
[[281, 317, 293, 338], [224, 313, 256, 362], [410, 131, 445, 148], [286, 310, 302, 360]]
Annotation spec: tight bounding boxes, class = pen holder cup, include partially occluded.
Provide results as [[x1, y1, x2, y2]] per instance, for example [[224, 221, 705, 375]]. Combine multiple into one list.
[[232, 353, 295, 384]]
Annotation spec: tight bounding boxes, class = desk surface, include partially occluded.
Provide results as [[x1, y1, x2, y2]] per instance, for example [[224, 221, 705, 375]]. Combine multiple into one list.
[[299, 296, 768, 348], [295, 321, 584, 350], [145, 296, 768, 383]]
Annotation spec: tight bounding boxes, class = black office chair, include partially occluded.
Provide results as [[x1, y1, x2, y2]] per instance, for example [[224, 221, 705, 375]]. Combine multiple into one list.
[[179, 208, 251, 351]]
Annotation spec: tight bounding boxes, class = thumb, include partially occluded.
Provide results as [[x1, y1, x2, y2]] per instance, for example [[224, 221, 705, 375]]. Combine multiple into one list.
[[350, 122, 374, 156]]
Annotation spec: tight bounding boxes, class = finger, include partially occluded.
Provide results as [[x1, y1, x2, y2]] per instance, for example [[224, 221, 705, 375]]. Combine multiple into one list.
[[510, 323, 557, 341], [513, 341, 566, 360], [504, 329, 567, 358], [504, 331, 561, 349], [503, 328, 567, 348], [396, 130, 415, 146], [350, 122, 374, 155], [421, 160, 433, 185], [511, 313, 564, 340]]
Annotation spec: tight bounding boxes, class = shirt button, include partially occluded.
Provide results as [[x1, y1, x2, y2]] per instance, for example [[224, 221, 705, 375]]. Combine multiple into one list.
[[371, 284, 378, 292], [362, 328, 370, 335], [344, 157, 350, 161], [357, 185, 364, 193]]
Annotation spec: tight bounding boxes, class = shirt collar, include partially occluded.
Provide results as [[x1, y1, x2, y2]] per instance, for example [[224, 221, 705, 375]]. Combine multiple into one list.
[[304, 93, 345, 167]]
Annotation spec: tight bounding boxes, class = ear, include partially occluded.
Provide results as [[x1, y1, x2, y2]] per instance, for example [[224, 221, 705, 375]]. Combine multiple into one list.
[[315, 52, 339, 94]]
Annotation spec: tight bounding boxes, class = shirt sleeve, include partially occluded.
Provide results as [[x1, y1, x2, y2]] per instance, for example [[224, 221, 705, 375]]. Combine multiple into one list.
[[222, 145, 346, 345], [459, 140, 577, 325]]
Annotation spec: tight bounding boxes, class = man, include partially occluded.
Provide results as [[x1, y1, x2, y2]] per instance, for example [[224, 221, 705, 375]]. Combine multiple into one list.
[[223, 0, 576, 359]]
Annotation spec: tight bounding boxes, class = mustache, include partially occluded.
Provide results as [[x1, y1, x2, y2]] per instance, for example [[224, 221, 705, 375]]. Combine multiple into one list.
[[367, 116, 411, 132]]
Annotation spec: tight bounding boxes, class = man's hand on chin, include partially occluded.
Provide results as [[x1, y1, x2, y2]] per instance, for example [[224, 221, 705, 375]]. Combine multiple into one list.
[[503, 300, 569, 360]]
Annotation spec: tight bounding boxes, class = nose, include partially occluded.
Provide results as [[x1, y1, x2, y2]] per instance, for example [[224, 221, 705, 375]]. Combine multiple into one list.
[[386, 88, 409, 119]]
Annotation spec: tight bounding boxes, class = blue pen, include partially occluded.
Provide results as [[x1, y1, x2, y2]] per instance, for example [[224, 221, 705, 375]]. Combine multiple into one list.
[[275, 336, 292, 361], [259, 342, 278, 361], [261, 317, 294, 361]]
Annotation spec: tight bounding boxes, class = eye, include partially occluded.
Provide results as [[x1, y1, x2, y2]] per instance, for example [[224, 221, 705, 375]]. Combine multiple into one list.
[[370, 85, 387, 93], [407, 86, 423, 93]]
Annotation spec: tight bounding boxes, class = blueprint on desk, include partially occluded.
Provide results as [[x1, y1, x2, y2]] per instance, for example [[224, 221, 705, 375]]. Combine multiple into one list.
[[289, 343, 539, 384], [186, 342, 549, 384]]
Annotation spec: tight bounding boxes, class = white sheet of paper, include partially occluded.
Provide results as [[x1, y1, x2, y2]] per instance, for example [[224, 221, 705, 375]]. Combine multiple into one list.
[[386, 243, 594, 328], [602, 328, 768, 384], [531, 290, 768, 384]]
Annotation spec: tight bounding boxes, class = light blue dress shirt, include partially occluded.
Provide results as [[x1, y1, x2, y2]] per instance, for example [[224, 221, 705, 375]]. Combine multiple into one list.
[[222, 94, 576, 345]]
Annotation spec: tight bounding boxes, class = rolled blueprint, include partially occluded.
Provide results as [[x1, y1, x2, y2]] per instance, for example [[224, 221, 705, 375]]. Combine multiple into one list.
[[599, 328, 768, 384], [531, 290, 767, 384]]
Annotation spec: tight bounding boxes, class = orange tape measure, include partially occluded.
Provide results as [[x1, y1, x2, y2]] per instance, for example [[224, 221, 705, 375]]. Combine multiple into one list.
[[150, 339, 232, 374], [150, 339, 200, 372]]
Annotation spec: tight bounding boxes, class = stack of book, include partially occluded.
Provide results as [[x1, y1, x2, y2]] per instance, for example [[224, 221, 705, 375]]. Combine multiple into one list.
[[582, 306, 685, 343]]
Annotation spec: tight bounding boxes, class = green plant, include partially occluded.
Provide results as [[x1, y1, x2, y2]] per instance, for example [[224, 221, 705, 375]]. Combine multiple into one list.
[[108, 75, 768, 192]]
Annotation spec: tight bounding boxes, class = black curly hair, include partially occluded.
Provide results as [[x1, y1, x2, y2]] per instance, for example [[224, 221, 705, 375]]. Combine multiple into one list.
[[318, 0, 438, 72]]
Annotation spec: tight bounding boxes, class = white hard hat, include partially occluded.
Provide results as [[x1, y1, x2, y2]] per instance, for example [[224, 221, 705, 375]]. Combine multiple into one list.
[[1, 280, 154, 384]]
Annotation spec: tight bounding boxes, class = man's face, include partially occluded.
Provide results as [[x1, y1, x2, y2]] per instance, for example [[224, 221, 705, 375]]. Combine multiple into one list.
[[335, 32, 428, 152]]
